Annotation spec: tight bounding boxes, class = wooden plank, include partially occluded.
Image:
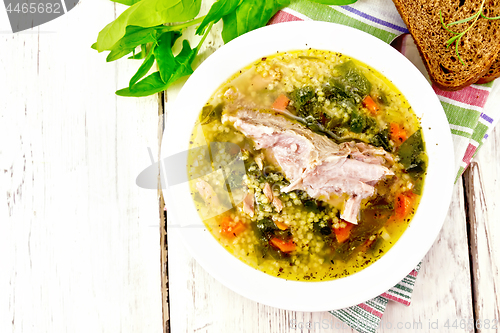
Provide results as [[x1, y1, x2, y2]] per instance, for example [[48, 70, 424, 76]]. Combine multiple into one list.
[[159, 108, 171, 333], [0, 1, 163, 332], [379, 178, 474, 333], [464, 130, 500, 332], [463, 80, 500, 333]]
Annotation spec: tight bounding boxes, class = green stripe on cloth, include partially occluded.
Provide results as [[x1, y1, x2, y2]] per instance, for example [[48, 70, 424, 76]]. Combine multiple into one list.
[[471, 122, 489, 143], [386, 287, 410, 299], [403, 275, 416, 283], [288, 0, 398, 43], [477, 81, 494, 88], [383, 263, 421, 305], [456, 166, 465, 182], [366, 298, 387, 312], [330, 296, 388, 333], [451, 129, 472, 139], [441, 102, 481, 128]]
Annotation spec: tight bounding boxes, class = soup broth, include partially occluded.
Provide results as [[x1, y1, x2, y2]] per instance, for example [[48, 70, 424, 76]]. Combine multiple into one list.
[[187, 49, 427, 281]]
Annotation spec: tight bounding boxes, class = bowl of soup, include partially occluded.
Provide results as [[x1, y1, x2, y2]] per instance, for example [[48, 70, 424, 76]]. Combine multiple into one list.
[[161, 21, 454, 311]]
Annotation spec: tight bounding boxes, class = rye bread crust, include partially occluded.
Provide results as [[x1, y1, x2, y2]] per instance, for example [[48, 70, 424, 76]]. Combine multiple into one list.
[[476, 54, 500, 84], [392, 0, 500, 91]]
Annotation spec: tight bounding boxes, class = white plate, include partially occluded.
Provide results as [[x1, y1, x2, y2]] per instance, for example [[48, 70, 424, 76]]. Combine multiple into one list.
[[161, 21, 454, 311]]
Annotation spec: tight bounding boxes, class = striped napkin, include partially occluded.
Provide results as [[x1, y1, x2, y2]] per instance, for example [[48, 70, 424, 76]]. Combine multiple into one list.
[[268, 0, 499, 332]]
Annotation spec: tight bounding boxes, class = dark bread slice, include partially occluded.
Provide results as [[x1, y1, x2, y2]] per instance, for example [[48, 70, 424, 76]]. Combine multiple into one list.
[[476, 54, 500, 83], [392, 0, 500, 91]]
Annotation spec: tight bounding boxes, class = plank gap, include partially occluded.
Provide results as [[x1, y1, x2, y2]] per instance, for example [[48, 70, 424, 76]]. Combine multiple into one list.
[[158, 91, 171, 333], [462, 165, 479, 333]]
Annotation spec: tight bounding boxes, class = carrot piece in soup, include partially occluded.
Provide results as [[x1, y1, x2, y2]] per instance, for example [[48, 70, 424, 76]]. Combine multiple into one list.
[[390, 122, 407, 145], [220, 217, 246, 239], [272, 94, 290, 110], [274, 221, 289, 230], [395, 192, 416, 220], [363, 95, 380, 114], [270, 237, 296, 252], [359, 238, 375, 253], [334, 222, 354, 243]]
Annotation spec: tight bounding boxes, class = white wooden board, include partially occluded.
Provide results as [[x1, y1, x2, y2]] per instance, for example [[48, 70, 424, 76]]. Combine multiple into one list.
[[0, 0, 163, 332]]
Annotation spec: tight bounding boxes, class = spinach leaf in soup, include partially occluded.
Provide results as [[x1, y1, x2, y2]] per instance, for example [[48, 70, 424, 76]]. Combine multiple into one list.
[[290, 86, 317, 116], [199, 103, 224, 125], [335, 207, 389, 261], [322, 79, 357, 111], [349, 110, 367, 133], [370, 128, 392, 151], [334, 60, 372, 102], [397, 129, 427, 177], [313, 218, 332, 236]]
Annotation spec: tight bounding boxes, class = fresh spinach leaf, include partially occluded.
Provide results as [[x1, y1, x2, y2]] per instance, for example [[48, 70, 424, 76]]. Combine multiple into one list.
[[168, 40, 197, 83], [95, 0, 201, 52], [116, 72, 168, 97], [221, 0, 290, 43], [105, 26, 158, 62], [128, 44, 148, 59], [129, 44, 156, 88], [153, 31, 182, 83], [117, 23, 211, 97], [221, 10, 238, 43], [155, 37, 196, 85], [196, 0, 242, 35]]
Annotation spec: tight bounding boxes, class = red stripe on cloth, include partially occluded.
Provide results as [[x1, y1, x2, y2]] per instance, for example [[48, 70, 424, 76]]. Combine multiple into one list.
[[380, 292, 411, 306], [409, 269, 418, 278], [462, 143, 477, 165], [432, 85, 490, 108], [358, 303, 384, 318], [267, 10, 304, 25]]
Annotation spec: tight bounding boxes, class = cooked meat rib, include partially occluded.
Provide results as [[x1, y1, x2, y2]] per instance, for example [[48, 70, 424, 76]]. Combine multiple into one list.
[[222, 109, 394, 224], [263, 183, 274, 201]]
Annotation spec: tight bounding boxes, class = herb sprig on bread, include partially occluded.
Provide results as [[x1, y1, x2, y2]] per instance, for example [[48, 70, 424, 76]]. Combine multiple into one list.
[[392, 0, 500, 90], [439, 0, 500, 66]]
